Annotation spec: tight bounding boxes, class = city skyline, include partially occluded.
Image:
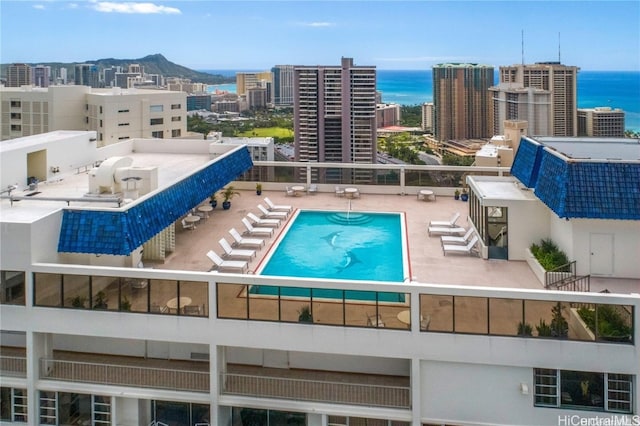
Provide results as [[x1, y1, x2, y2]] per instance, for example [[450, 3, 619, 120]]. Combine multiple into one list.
[[1, 1, 639, 71]]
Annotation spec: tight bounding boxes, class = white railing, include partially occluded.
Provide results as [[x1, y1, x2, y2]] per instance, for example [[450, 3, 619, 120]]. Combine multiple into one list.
[[40, 358, 209, 392], [0, 355, 27, 377], [220, 372, 410, 409]]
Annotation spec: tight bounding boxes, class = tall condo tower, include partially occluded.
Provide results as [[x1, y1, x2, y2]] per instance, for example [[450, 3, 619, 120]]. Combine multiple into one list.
[[33, 65, 51, 88], [74, 64, 100, 88], [433, 63, 494, 142], [6, 63, 32, 87], [293, 57, 377, 182], [271, 65, 295, 106], [494, 62, 579, 137]]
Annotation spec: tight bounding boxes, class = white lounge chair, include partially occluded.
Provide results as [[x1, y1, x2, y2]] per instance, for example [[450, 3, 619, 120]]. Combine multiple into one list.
[[206, 250, 247, 272], [247, 212, 280, 227], [285, 186, 295, 197], [335, 186, 345, 197], [428, 226, 466, 236], [441, 228, 475, 245], [218, 238, 255, 260], [307, 184, 318, 195], [241, 217, 274, 236], [264, 197, 292, 213], [257, 204, 288, 220], [428, 212, 460, 228], [181, 219, 195, 231], [443, 236, 479, 256], [229, 228, 264, 248]]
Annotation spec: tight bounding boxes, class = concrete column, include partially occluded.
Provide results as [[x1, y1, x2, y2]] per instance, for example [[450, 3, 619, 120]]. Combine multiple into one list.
[[411, 357, 421, 426], [27, 331, 53, 424]]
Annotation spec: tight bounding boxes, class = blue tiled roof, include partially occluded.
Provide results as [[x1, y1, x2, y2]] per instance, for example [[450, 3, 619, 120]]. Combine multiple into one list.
[[510, 137, 543, 188], [58, 148, 253, 255], [511, 138, 640, 220]]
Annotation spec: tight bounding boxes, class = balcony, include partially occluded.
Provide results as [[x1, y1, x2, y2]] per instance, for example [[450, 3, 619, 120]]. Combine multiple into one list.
[[0, 347, 26, 378]]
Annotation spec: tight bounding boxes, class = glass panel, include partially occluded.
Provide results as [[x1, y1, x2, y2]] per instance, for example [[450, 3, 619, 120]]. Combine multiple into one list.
[[149, 279, 178, 315], [420, 294, 453, 332], [524, 300, 558, 338], [281, 288, 311, 323], [596, 304, 633, 343], [232, 407, 267, 425], [248, 285, 280, 321], [312, 288, 344, 325], [39, 390, 56, 425], [344, 290, 378, 327], [63, 274, 90, 309], [268, 409, 306, 425], [1, 271, 25, 305], [12, 388, 27, 423], [216, 283, 247, 319], [91, 275, 119, 311], [489, 298, 523, 336], [34, 273, 62, 307], [93, 395, 111, 425], [58, 392, 92, 426], [454, 296, 488, 334], [534, 368, 558, 407], [0, 387, 11, 421], [560, 370, 604, 410], [155, 400, 189, 426], [179, 280, 208, 316], [607, 373, 632, 413], [191, 403, 210, 426], [121, 278, 148, 313]]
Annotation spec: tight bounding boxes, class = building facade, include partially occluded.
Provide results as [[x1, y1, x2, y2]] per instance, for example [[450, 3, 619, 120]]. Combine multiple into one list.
[[271, 65, 295, 106], [421, 102, 434, 132], [433, 63, 494, 142], [236, 71, 272, 97], [74, 64, 100, 88], [5, 64, 32, 88], [293, 57, 377, 173], [376, 103, 401, 128], [497, 62, 578, 137], [33, 66, 51, 88], [578, 107, 625, 137], [0, 86, 186, 145]]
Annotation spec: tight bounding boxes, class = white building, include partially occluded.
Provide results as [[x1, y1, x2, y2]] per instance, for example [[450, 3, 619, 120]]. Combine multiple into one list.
[[1, 131, 638, 426], [0, 86, 187, 145]]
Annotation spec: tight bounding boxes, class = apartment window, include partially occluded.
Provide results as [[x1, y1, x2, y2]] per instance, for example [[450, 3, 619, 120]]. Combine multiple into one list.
[[99, 106, 103, 114], [171, 103, 181, 110], [151, 131, 163, 138], [10, 101, 21, 108], [10, 112, 21, 119], [117, 109, 130, 113], [118, 136, 130, 140], [99, 119, 103, 128], [10, 125, 21, 132], [150, 118, 164, 125], [534, 368, 633, 413], [150, 105, 163, 112], [1, 387, 28, 423], [118, 122, 130, 127], [171, 116, 181, 122], [1, 271, 25, 305], [85, 116, 89, 124], [171, 129, 181, 137]]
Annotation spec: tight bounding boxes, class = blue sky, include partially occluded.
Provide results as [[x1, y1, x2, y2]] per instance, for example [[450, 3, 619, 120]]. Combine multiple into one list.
[[1, 1, 639, 71]]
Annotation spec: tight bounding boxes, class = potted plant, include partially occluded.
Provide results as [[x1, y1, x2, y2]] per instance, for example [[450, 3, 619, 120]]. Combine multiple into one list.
[[255, 183, 262, 196], [71, 295, 86, 309], [460, 188, 469, 202], [93, 291, 108, 309], [221, 186, 240, 210], [550, 302, 569, 338], [454, 189, 460, 200], [298, 305, 313, 323], [536, 319, 552, 337], [517, 321, 533, 336], [209, 193, 217, 209]]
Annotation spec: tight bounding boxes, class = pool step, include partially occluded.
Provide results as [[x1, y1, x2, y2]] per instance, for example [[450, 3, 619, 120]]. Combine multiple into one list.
[[326, 212, 373, 225]]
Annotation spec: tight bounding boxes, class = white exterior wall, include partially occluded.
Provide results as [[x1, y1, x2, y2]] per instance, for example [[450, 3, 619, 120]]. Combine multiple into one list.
[[505, 198, 550, 260]]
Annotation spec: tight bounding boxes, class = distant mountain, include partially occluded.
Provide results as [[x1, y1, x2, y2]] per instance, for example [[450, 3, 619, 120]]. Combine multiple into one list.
[[1, 54, 234, 85]]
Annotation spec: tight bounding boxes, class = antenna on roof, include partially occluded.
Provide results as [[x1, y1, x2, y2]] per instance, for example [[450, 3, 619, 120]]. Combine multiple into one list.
[[521, 30, 525, 65], [558, 32, 561, 63]]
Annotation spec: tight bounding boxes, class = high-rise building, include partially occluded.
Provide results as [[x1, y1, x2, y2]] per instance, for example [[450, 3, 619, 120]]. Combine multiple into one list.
[[271, 65, 295, 106], [495, 62, 578, 137], [578, 107, 625, 137], [74, 64, 100, 88], [422, 102, 434, 132], [103, 66, 122, 88], [293, 57, 377, 177], [433, 63, 494, 142], [236, 71, 272, 97], [33, 65, 51, 88], [6, 63, 32, 87]]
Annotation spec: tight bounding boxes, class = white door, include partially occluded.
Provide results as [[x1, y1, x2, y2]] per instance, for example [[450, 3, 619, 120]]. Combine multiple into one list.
[[590, 233, 614, 276]]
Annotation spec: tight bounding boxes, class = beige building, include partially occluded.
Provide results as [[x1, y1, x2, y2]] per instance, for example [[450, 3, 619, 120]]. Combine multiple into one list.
[[0, 86, 186, 146], [236, 71, 272, 96], [578, 107, 625, 137], [421, 102, 434, 132], [5, 63, 32, 87]]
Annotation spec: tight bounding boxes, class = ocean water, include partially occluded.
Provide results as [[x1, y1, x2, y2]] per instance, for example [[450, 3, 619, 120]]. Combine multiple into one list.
[[202, 69, 640, 131]]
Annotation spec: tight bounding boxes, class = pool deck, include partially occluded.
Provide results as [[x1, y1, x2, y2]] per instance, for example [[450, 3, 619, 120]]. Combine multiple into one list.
[[153, 189, 638, 294]]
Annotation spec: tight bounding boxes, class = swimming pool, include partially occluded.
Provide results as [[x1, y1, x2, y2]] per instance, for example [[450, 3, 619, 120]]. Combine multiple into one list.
[[257, 210, 408, 283]]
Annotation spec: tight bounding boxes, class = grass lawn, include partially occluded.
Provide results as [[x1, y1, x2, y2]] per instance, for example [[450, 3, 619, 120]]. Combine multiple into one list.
[[237, 127, 293, 138]]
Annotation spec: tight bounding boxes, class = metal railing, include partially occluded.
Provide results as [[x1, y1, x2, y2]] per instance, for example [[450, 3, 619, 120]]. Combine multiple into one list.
[[40, 358, 209, 393], [220, 372, 410, 409], [0, 355, 27, 377], [554, 275, 591, 292], [545, 261, 591, 292]]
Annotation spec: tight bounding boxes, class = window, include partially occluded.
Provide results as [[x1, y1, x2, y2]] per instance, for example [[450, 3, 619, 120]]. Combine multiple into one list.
[[151, 131, 163, 138], [117, 109, 130, 113], [10, 112, 21, 119], [534, 368, 633, 413], [118, 136, 130, 140], [99, 119, 103, 128], [10, 101, 21, 108], [171, 103, 181, 109], [150, 118, 164, 125], [99, 106, 103, 114], [118, 123, 130, 127], [171, 116, 181, 122], [1, 387, 28, 423], [150, 105, 163, 112], [10, 125, 21, 132], [1, 271, 25, 305], [171, 129, 181, 137]]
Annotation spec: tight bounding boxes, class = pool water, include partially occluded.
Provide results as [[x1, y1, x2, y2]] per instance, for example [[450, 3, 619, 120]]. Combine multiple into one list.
[[258, 210, 407, 283]]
